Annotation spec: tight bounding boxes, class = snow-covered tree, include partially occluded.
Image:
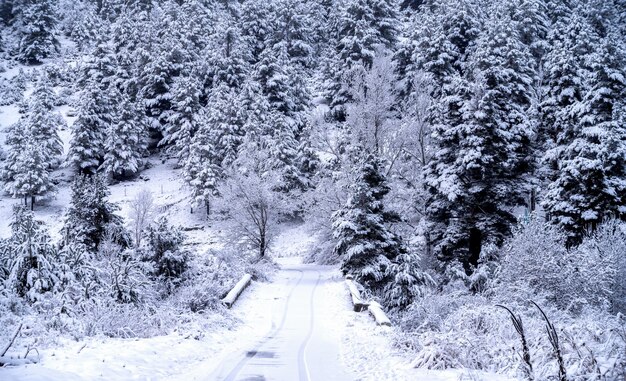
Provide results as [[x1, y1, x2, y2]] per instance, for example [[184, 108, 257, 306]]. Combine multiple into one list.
[[62, 174, 126, 252], [161, 75, 202, 165], [217, 169, 285, 258], [425, 9, 535, 272], [326, 0, 401, 119], [136, 22, 190, 136], [542, 30, 626, 245], [78, 40, 118, 90], [27, 73, 65, 168], [336, 0, 399, 67], [332, 154, 403, 293], [184, 84, 245, 210], [128, 189, 154, 248], [11, 138, 56, 209], [17, 0, 60, 64], [0, 206, 59, 302], [344, 52, 397, 156], [383, 247, 433, 309], [254, 43, 309, 121], [68, 80, 111, 175], [101, 93, 145, 179], [143, 216, 188, 292], [240, 0, 275, 64], [271, 0, 316, 70], [206, 26, 250, 90]]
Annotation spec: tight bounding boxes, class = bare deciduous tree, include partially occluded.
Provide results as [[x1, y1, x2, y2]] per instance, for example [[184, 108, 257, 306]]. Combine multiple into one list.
[[217, 171, 284, 258], [129, 189, 154, 248]]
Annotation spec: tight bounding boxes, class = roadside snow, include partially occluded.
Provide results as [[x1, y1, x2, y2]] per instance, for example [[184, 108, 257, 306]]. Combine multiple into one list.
[[0, 216, 520, 381]]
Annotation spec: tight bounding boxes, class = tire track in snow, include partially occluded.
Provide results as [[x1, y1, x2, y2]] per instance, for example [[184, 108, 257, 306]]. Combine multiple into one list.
[[223, 269, 304, 381], [298, 271, 321, 381]]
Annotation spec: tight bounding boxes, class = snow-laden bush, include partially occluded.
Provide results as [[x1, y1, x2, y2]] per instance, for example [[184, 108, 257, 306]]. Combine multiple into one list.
[[176, 245, 277, 313], [397, 291, 626, 379], [176, 250, 238, 313], [79, 298, 177, 339], [395, 219, 626, 380], [0, 77, 22, 105], [493, 218, 622, 313], [96, 235, 154, 305], [142, 216, 189, 293]]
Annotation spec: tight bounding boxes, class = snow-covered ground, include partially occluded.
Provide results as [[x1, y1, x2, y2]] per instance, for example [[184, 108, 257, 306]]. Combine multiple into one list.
[[0, 225, 517, 381]]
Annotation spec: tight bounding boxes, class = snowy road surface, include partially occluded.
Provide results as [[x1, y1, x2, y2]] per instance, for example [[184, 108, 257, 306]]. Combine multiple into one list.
[[208, 261, 353, 381]]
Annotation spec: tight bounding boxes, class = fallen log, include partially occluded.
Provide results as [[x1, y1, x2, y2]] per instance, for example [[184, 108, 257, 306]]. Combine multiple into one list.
[[222, 274, 252, 308], [368, 301, 391, 326], [345, 276, 367, 312]]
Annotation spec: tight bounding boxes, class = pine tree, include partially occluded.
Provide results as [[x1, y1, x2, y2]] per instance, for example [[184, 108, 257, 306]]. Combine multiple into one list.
[[332, 154, 403, 293], [184, 84, 246, 208], [78, 39, 117, 90], [266, 111, 303, 192], [137, 19, 190, 136], [425, 9, 535, 272], [28, 73, 65, 168], [62, 174, 126, 252], [1, 121, 27, 194], [254, 44, 309, 119], [12, 138, 56, 209], [68, 80, 111, 175], [143, 216, 188, 290], [161, 75, 202, 165], [511, 0, 550, 62], [0, 206, 59, 302], [539, 11, 594, 184], [17, 0, 60, 64], [326, 0, 401, 119], [271, 0, 315, 70], [542, 29, 626, 245], [208, 27, 250, 90], [240, 0, 275, 65], [101, 93, 145, 179], [383, 248, 432, 309]]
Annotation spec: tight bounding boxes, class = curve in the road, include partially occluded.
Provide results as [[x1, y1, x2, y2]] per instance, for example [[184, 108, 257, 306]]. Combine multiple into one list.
[[298, 272, 321, 381], [223, 269, 305, 381]]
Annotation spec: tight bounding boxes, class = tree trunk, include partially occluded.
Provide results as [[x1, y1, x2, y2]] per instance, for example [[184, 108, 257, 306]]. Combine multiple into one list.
[[30, 196, 35, 211], [467, 227, 482, 273], [259, 234, 266, 258], [530, 187, 536, 212]]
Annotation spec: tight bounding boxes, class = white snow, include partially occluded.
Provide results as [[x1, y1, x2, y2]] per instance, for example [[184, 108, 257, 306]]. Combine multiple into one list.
[[0, 225, 518, 381]]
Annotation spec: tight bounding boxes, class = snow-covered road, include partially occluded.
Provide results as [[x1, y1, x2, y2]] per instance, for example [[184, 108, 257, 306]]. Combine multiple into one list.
[[208, 261, 352, 381]]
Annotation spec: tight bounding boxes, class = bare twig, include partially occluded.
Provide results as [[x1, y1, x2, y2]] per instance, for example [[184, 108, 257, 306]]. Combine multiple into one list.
[[1, 323, 22, 357]]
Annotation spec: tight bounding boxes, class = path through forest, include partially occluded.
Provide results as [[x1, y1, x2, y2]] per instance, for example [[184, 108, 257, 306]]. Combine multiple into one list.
[[207, 259, 353, 381]]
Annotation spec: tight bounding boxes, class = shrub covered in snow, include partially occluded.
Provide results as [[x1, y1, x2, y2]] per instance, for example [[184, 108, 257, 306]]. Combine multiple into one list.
[[142, 216, 189, 294], [394, 219, 626, 380], [493, 218, 623, 313], [0, 77, 23, 106]]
